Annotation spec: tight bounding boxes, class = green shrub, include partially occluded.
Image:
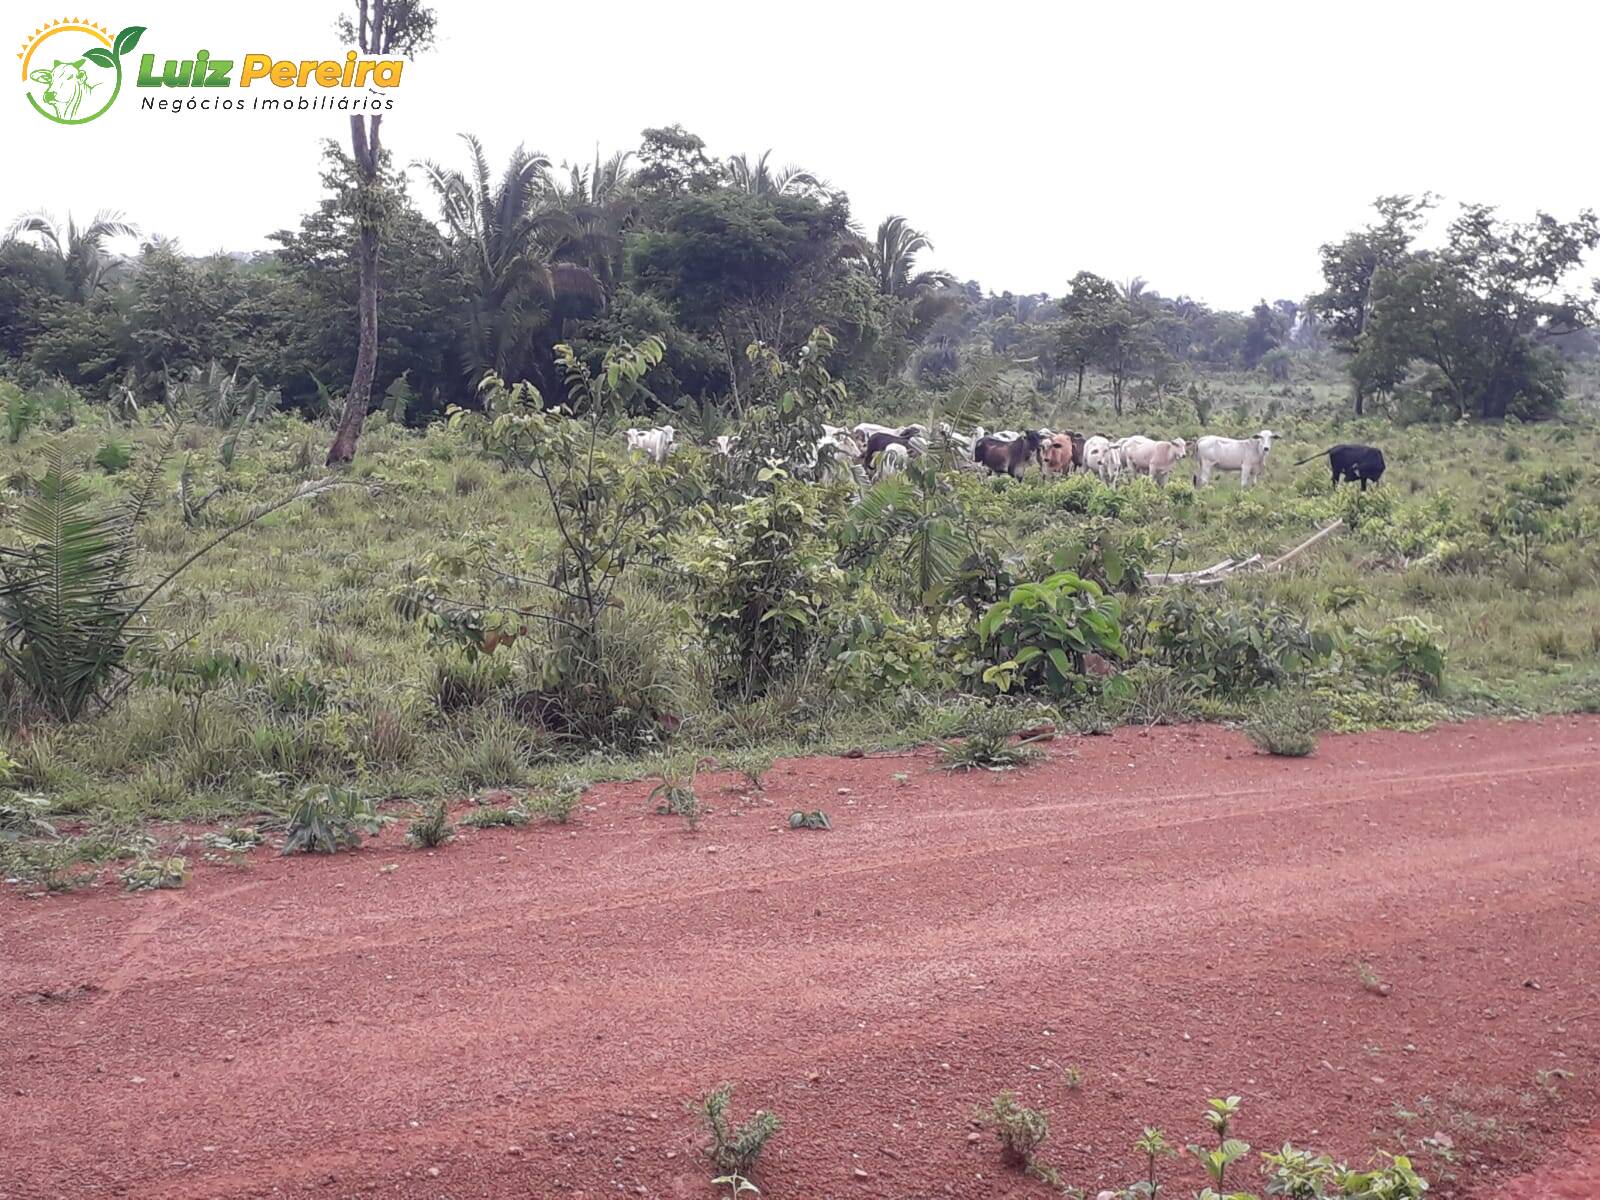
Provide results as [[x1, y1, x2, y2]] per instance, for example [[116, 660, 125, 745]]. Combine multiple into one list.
[[1359, 615, 1445, 694], [1245, 690, 1329, 757], [120, 854, 189, 891], [539, 776, 586, 824], [278, 785, 388, 854], [1104, 662, 1198, 726], [977, 571, 1124, 697], [1143, 591, 1328, 692], [687, 483, 848, 698], [695, 1084, 781, 1181], [649, 756, 702, 829], [725, 749, 774, 791], [938, 705, 1047, 772], [94, 438, 132, 474], [460, 803, 530, 829], [406, 798, 454, 848], [977, 1091, 1051, 1173]]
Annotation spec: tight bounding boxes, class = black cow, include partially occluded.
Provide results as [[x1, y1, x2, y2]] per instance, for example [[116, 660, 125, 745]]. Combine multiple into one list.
[[974, 430, 1045, 479], [1296, 443, 1386, 490], [862, 430, 914, 468]]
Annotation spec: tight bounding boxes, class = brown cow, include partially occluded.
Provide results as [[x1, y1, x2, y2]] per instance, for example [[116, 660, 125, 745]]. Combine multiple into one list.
[[1042, 434, 1077, 476], [974, 430, 1045, 479]]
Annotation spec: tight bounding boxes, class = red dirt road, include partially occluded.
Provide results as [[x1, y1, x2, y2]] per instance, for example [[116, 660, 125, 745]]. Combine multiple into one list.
[[4, 718, 1599, 1200]]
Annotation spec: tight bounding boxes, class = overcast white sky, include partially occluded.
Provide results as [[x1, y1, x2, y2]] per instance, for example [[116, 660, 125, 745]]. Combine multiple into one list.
[[6, 1, 1597, 311]]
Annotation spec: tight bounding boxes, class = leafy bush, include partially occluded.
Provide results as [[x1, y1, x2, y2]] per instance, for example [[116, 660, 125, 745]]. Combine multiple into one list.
[[687, 483, 847, 698], [939, 705, 1047, 772], [725, 749, 774, 791], [1104, 662, 1198, 726], [977, 571, 1124, 697], [977, 1091, 1053, 1177], [278, 785, 388, 854], [538, 777, 586, 824], [1359, 615, 1445, 694], [824, 602, 944, 701], [649, 756, 702, 829], [406, 798, 454, 848], [1143, 591, 1328, 692], [120, 854, 188, 891], [1245, 690, 1329, 757], [694, 1084, 781, 1181], [94, 439, 132, 474], [0, 438, 338, 721], [3, 384, 39, 445], [460, 803, 530, 829]]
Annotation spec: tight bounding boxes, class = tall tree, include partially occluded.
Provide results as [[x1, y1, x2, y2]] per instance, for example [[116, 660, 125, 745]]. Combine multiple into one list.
[[857, 215, 958, 383], [1308, 194, 1432, 414], [1365, 204, 1600, 420], [4, 209, 136, 302], [419, 135, 603, 391], [325, 0, 437, 465], [1057, 271, 1121, 402], [725, 150, 821, 198]]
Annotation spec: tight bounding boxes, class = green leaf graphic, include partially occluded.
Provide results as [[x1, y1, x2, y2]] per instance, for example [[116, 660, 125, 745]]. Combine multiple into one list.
[[114, 25, 145, 58], [84, 47, 115, 68]]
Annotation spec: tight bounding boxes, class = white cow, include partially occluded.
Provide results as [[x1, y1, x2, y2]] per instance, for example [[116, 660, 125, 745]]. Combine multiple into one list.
[[874, 441, 910, 480], [1117, 435, 1187, 485], [1195, 429, 1277, 488], [1082, 435, 1114, 478], [624, 424, 675, 464], [712, 434, 736, 456]]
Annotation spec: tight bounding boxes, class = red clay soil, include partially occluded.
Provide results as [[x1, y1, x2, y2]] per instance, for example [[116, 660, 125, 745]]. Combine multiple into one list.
[[4, 717, 1600, 1200]]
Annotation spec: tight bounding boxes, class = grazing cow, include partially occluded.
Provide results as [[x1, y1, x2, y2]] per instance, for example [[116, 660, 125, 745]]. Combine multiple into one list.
[[862, 430, 914, 469], [30, 59, 96, 121], [897, 423, 928, 440], [874, 441, 910, 480], [1081, 435, 1113, 478], [852, 421, 902, 444], [1297, 443, 1386, 490], [1195, 429, 1277, 488], [1117, 435, 1187, 485], [1042, 434, 1078, 476], [974, 430, 1045, 479], [624, 424, 675, 464]]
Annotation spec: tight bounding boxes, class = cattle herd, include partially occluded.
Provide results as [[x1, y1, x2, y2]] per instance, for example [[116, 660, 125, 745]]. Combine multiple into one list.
[[625, 422, 1388, 491]]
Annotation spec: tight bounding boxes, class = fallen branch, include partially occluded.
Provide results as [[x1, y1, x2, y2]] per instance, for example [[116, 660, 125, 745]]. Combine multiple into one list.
[[1145, 520, 1343, 586]]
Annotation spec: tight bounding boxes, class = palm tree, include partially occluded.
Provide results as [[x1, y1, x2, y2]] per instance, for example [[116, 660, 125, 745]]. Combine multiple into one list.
[[725, 150, 821, 197], [549, 149, 636, 288], [855, 216, 961, 383], [5, 209, 137, 301], [860, 216, 955, 299], [418, 135, 603, 388]]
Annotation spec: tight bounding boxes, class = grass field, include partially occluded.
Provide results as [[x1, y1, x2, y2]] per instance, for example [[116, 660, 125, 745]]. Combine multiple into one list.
[[3, 357, 1599, 862]]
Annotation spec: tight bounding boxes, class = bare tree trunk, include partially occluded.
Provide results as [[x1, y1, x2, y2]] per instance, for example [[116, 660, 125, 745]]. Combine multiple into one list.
[[326, 8, 384, 467], [328, 224, 378, 464]]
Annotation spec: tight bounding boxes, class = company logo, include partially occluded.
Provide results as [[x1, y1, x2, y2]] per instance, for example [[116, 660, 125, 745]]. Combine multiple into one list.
[[21, 18, 406, 124], [20, 18, 144, 124]]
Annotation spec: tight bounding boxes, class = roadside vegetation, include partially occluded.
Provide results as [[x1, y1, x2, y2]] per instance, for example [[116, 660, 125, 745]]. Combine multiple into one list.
[[0, 356, 1597, 885]]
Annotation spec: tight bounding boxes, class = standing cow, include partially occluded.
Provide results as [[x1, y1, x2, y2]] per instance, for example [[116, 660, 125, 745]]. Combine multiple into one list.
[[1297, 443, 1386, 490], [1195, 430, 1277, 488], [624, 425, 676, 464], [974, 430, 1045, 479], [1117, 436, 1187, 485]]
